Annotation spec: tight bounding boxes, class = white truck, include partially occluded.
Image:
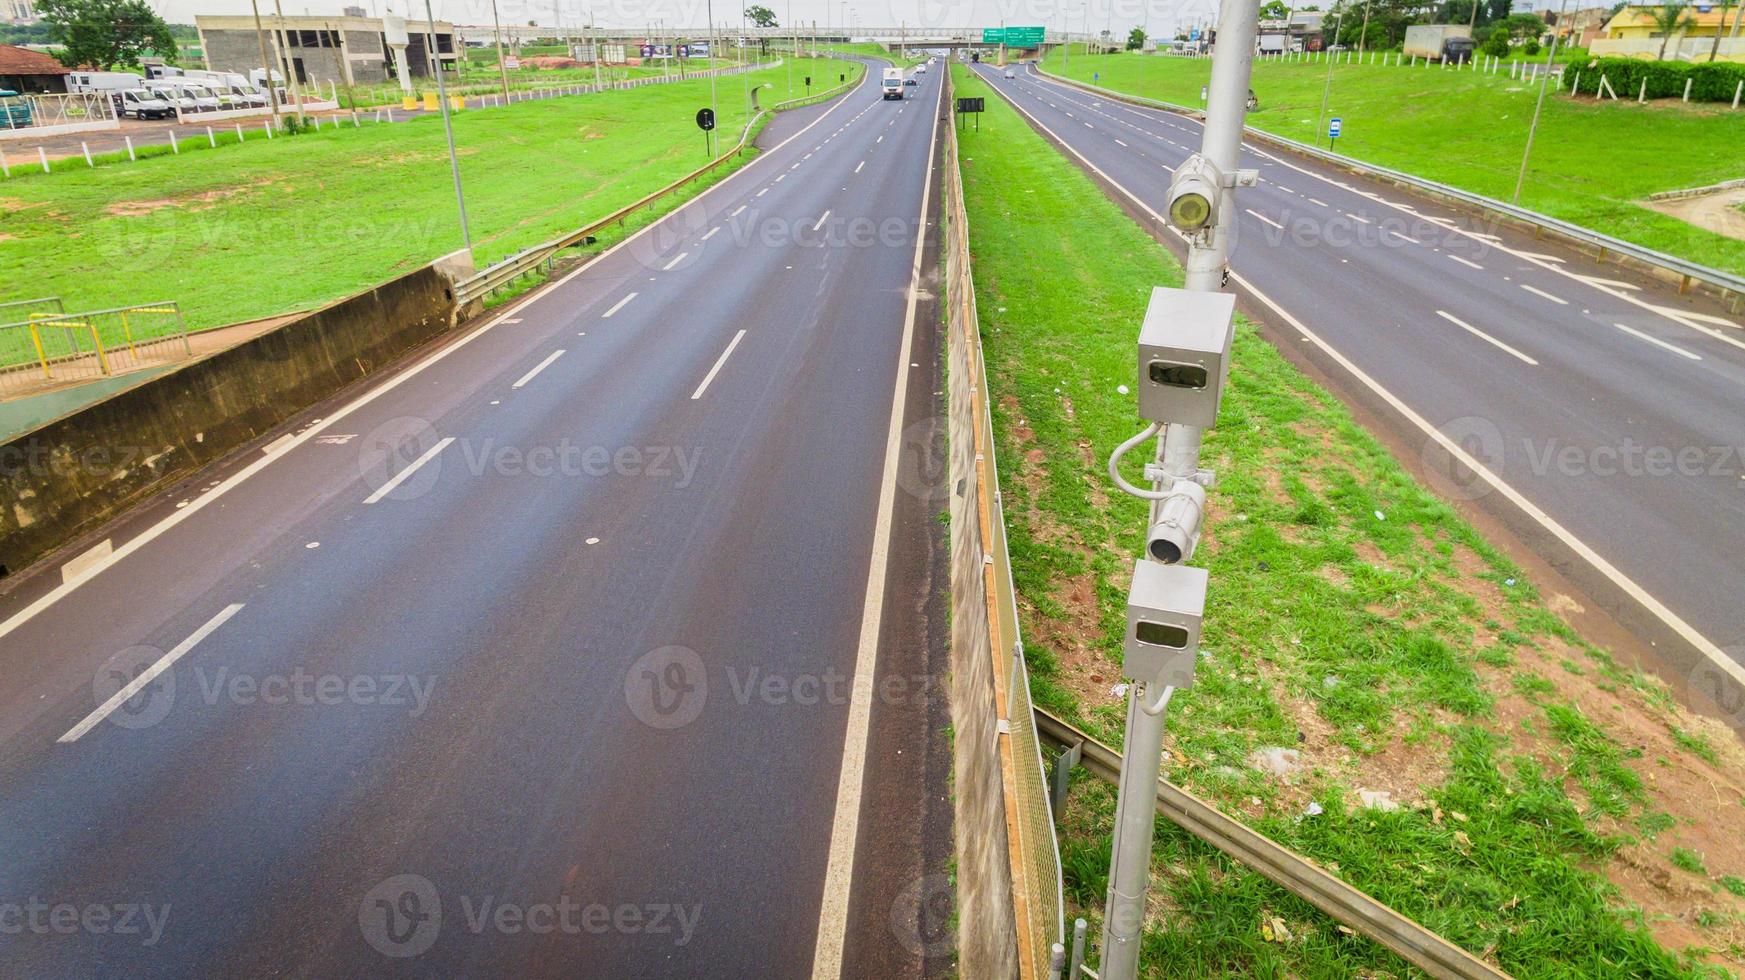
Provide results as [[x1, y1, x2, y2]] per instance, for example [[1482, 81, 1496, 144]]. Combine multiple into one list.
[[882, 66, 904, 100], [1403, 24, 1476, 63], [66, 71, 144, 94]]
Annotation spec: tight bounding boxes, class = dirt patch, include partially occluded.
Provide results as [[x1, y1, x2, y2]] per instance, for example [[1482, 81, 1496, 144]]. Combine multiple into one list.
[[103, 186, 248, 217], [1639, 185, 1745, 243]]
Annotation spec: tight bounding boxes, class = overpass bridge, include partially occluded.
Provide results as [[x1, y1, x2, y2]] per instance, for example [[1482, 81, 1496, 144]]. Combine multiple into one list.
[[454, 23, 1090, 53]]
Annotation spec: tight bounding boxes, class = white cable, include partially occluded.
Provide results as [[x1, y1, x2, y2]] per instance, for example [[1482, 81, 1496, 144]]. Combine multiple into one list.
[[1140, 682, 1175, 716], [1107, 422, 1172, 500]]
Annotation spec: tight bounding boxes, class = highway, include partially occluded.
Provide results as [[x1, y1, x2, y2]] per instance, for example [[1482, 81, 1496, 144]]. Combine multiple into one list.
[[975, 61, 1745, 700], [0, 63, 952, 977]]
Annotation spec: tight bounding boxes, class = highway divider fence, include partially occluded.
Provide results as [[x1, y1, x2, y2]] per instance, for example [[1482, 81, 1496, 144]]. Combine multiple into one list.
[[1031, 62, 1745, 310], [0, 302, 190, 398], [940, 69, 1067, 980]]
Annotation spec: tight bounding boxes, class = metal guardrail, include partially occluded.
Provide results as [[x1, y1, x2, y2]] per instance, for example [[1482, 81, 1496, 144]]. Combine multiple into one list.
[[453, 67, 865, 308], [1034, 708, 1512, 980], [941, 69, 1066, 979], [1030, 63, 1745, 304], [0, 301, 190, 397]]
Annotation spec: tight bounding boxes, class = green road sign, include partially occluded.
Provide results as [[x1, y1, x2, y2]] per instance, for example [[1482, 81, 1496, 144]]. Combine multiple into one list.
[[982, 26, 1046, 47]]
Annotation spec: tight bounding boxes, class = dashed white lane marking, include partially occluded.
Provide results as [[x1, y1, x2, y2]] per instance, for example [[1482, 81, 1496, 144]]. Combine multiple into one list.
[[700, 227, 719, 242], [691, 329, 747, 400], [730, 204, 747, 217], [1519, 283, 1567, 305], [1245, 208, 1283, 231], [1307, 198, 1329, 207], [1114, 138, 1127, 146], [365, 437, 456, 504], [602, 293, 638, 317], [813, 210, 831, 232], [59, 603, 246, 743], [662, 252, 689, 271], [756, 188, 769, 198], [1436, 311, 1537, 365], [876, 135, 883, 143], [1615, 322, 1702, 361], [854, 160, 865, 173], [1348, 213, 1372, 225], [512, 349, 567, 389], [1448, 254, 1484, 270]]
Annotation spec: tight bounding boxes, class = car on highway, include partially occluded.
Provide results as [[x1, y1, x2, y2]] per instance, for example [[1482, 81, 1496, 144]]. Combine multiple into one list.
[[1004, 68, 1016, 78], [904, 77, 918, 87], [915, 64, 926, 73], [113, 88, 175, 120]]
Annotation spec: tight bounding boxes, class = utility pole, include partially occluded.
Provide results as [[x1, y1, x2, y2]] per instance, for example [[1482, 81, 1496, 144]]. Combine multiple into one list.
[[423, 0, 471, 255], [707, 0, 719, 156], [491, 0, 510, 103], [1099, 3, 1258, 978], [248, 0, 282, 129], [590, 5, 602, 91], [1315, 3, 1345, 147], [1357, 0, 1372, 55], [270, 0, 306, 125], [1513, 0, 1569, 204]]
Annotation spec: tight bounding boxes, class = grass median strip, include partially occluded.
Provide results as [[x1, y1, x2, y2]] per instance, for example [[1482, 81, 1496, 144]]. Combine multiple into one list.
[[0, 60, 862, 333], [952, 62, 1745, 977], [1035, 46, 1745, 278]]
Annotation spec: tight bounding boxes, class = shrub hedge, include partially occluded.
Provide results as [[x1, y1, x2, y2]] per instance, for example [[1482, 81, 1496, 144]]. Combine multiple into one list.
[[1573, 56, 1745, 102]]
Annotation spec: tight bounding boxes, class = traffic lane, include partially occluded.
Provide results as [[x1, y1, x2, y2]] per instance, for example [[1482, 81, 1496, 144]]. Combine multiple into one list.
[[0, 66, 874, 741], [0, 72, 940, 976], [978, 64, 1745, 666]]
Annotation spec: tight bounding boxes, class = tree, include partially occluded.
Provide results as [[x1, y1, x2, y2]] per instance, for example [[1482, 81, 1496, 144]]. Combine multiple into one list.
[[1127, 26, 1147, 49], [1260, 0, 1290, 19], [1649, 2, 1694, 59], [745, 4, 778, 28], [40, 0, 176, 69], [1710, 0, 1737, 60], [1481, 25, 1511, 56]]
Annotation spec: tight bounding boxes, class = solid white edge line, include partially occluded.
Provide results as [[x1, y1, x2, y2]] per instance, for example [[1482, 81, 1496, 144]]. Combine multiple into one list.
[[58, 603, 244, 743], [602, 292, 638, 317], [1615, 322, 1702, 361], [511, 349, 566, 388], [61, 539, 113, 586], [689, 329, 746, 400], [810, 75, 941, 980], [987, 67, 1745, 693], [363, 437, 455, 504], [1519, 283, 1567, 305], [1435, 310, 1538, 365], [0, 68, 870, 646]]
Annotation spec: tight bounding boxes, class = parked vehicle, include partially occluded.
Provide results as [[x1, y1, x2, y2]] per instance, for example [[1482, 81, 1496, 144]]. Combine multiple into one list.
[[66, 71, 145, 95], [0, 90, 32, 128], [1258, 34, 1287, 55], [882, 66, 904, 100], [112, 88, 174, 120], [144, 81, 201, 115], [143, 64, 185, 80], [1403, 24, 1475, 62]]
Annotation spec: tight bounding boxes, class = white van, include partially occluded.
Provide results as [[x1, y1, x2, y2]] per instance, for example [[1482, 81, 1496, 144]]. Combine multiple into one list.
[[67, 71, 144, 94], [144, 81, 201, 115], [112, 88, 174, 120], [882, 66, 904, 100]]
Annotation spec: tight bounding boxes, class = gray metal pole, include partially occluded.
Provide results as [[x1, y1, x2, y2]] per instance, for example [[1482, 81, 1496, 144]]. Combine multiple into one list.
[[248, 0, 282, 129], [1513, 0, 1569, 205], [1098, 2, 1258, 973], [708, 0, 719, 156], [491, 0, 511, 103], [424, 0, 471, 254], [1314, 4, 1345, 147]]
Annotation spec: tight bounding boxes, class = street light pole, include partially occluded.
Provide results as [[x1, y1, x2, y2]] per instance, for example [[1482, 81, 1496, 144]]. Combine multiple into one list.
[[1314, 3, 1346, 147], [423, 0, 471, 255], [1513, 0, 1569, 204], [707, 0, 719, 156], [490, 0, 511, 103], [247, 0, 282, 130]]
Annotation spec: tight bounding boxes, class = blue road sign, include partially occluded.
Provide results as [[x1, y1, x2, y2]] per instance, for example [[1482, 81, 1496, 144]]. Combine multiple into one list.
[[1328, 117, 1343, 139]]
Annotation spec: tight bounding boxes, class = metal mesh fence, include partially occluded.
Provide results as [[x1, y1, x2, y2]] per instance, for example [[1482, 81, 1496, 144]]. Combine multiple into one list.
[[941, 69, 1065, 978], [0, 302, 191, 397]]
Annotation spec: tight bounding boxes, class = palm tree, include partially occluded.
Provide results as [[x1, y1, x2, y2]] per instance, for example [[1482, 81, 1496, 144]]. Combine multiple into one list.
[[1710, 0, 1737, 60], [1650, 2, 1695, 60]]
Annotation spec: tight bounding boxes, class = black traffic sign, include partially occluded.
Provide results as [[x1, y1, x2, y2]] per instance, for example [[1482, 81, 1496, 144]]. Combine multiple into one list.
[[695, 107, 716, 131]]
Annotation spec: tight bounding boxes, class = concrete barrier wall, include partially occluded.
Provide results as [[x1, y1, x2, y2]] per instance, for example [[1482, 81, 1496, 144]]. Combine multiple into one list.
[[0, 262, 460, 578]]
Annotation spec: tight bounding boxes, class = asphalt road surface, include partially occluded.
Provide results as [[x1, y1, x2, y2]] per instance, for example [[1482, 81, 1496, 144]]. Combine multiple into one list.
[[0, 64, 954, 977], [976, 62, 1745, 712]]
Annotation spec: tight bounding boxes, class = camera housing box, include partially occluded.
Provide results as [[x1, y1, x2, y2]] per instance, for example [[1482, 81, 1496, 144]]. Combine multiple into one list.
[[1122, 559, 1208, 688], [1136, 286, 1236, 429]]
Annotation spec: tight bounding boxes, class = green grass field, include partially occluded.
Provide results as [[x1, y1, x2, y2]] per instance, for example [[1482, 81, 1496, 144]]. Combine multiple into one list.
[[1037, 46, 1745, 276], [952, 63, 1745, 976], [0, 59, 861, 336]]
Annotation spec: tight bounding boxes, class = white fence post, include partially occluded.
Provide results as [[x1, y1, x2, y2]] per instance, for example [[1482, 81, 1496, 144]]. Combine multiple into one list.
[[264, 120, 274, 138], [207, 125, 216, 147], [0, 147, 9, 178], [82, 141, 93, 166], [169, 129, 178, 153], [124, 135, 135, 161], [1734, 79, 1743, 109], [38, 146, 49, 172], [235, 122, 244, 141], [1639, 78, 1648, 102], [1683, 77, 1692, 102]]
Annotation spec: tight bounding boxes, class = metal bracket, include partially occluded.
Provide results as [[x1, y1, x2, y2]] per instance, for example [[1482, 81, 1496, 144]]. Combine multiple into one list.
[[1229, 168, 1260, 188], [1141, 465, 1217, 489]]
